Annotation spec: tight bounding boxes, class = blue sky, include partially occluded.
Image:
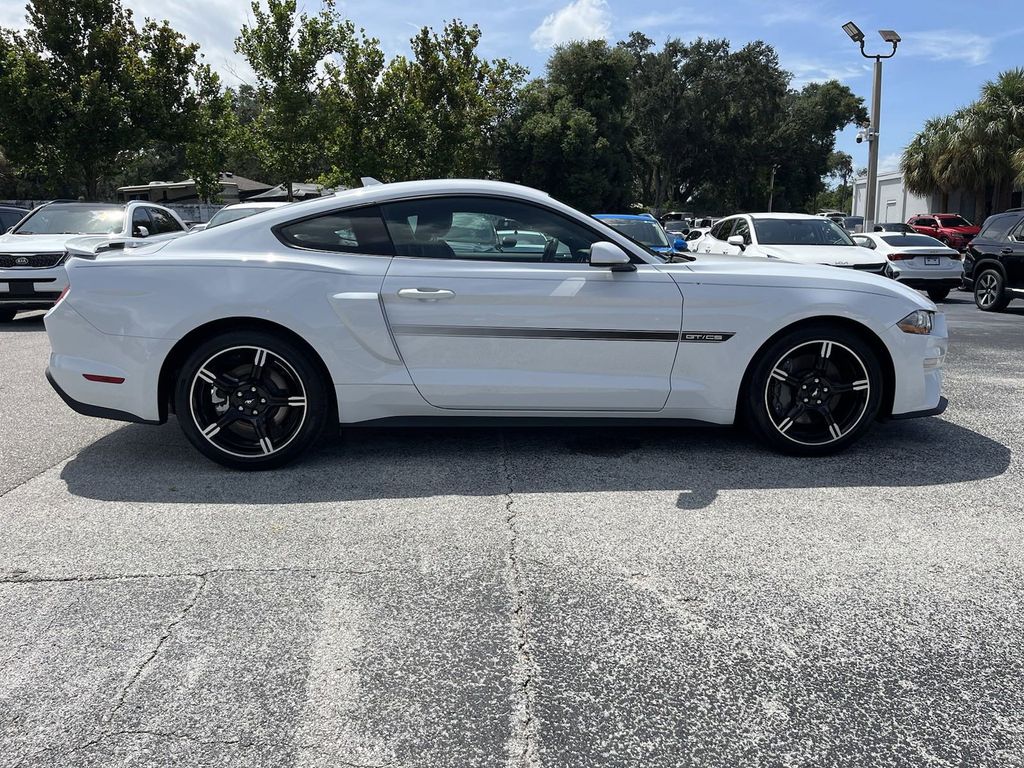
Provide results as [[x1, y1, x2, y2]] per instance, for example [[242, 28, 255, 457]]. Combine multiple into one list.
[[4, 0, 1023, 176]]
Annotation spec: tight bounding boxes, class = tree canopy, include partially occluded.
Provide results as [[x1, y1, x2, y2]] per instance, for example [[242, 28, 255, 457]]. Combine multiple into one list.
[[1, 0, 867, 214]]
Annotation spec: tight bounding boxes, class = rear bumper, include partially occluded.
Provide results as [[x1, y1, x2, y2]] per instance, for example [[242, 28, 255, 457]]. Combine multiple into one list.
[[44, 299, 172, 423], [46, 369, 161, 424]]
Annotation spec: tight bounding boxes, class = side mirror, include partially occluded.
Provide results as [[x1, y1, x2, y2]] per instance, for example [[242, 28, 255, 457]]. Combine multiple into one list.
[[501, 236, 517, 247], [133, 225, 149, 238], [727, 235, 746, 250], [673, 237, 688, 251], [589, 241, 636, 271]]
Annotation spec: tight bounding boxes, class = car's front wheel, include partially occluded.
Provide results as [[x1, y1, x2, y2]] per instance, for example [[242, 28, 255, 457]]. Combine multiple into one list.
[[927, 287, 950, 302], [745, 326, 884, 456], [974, 269, 1010, 311], [173, 330, 330, 470]]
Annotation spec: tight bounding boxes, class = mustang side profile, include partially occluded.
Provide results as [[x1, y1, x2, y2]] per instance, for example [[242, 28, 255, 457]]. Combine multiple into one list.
[[45, 180, 948, 469]]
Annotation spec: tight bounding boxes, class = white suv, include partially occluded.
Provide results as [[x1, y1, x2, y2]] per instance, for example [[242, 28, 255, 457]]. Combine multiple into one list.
[[698, 213, 886, 274], [0, 201, 187, 321]]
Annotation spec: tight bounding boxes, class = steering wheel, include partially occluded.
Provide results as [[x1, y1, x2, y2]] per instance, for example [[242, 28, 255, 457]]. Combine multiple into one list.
[[542, 237, 559, 263]]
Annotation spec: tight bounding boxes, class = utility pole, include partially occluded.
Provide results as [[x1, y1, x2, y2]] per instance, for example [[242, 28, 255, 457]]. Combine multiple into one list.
[[768, 164, 778, 212], [843, 23, 900, 231]]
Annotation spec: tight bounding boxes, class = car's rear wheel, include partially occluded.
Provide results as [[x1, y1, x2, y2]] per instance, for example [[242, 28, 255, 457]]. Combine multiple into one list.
[[745, 326, 884, 456], [974, 269, 1010, 311], [173, 330, 330, 470], [0, 309, 16, 322], [927, 287, 950, 302]]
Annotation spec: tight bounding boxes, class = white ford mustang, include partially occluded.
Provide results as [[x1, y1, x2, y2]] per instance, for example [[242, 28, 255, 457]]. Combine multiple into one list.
[[44, 180, 948, 469]]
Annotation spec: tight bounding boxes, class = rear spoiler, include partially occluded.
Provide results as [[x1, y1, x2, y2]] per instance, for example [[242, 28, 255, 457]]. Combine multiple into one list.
[[64, 234, 169, 260]]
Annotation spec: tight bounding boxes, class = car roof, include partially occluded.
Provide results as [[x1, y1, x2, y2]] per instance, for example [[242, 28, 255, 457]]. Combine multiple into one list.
[[593, 213, 656, 220], [729, 212, 823, 221], [218, 202, 288, 211]]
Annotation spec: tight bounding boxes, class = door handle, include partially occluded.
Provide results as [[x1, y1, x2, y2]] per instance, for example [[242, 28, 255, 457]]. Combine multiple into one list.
[[397, 287, 456, 301], [1001, 248, 1013, 254]]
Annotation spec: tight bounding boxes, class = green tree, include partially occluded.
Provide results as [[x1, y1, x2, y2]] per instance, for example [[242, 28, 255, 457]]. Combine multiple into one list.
[[235, 0, 352, 200], [0, 0, 206, 198], [497, 40, 633, 211], [183, 65, 235, 202]]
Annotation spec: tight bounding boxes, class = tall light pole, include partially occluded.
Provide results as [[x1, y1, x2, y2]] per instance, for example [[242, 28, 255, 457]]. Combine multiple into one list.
[[843, 22, 899, 231], [768, 164, 778, 212]]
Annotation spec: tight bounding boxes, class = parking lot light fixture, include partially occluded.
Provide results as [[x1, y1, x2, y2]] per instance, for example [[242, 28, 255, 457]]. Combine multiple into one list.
[[844, 21, 900, 232]]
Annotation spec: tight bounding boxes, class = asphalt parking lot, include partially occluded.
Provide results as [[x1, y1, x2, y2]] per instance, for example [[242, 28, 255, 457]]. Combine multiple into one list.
[[1, 295, 1022, 768]]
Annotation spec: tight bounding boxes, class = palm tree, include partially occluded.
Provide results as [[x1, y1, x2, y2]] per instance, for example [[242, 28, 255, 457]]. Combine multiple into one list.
[[902, 116, 954, 210]]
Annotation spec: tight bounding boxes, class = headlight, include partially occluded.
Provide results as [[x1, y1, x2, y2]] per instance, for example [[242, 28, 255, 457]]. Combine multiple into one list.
[[897, 309, 934, 335]]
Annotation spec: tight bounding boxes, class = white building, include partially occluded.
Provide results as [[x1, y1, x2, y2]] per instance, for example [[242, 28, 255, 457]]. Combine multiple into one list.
[[851, 171, 996, 225]]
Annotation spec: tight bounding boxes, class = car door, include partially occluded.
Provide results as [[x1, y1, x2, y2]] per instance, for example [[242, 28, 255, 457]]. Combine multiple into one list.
[[729, 218, 750, 256], [701, 218, 733, 254], [1005, 218, 1024, 288], [145, 206, 187, 242], [378, 195, 683, 411]]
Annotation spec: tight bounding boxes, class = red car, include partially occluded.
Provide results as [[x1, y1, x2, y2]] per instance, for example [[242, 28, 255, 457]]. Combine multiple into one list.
[[907, 213, 980, 250]]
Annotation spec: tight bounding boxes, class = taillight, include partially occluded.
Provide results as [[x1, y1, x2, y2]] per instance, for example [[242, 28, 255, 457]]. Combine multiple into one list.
[[949, 252, 962, 261], [888, 253, 915, 261]]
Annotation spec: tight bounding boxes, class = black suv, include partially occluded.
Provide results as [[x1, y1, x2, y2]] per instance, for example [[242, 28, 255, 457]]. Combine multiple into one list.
[[964, 208, 1024, 311]]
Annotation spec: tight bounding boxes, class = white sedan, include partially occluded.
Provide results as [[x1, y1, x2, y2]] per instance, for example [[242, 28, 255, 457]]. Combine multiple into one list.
[[851, 231, 964, 302], [44, 180, 947, 469], [699, 213, 886, 273]]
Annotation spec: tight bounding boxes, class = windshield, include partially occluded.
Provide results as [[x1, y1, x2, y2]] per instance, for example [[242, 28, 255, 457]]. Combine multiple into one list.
[[664, 221, 689, 233], [880, 234, 946, 247], [14, 204, 124, 235], [600, 219, 671, 248], [937, 216, 973, 228], [206, 207, 266, 229], [752, 218, 855, 246]]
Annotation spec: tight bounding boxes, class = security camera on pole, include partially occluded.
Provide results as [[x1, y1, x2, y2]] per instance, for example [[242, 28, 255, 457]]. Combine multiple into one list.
[[842, 22, 900, 232]]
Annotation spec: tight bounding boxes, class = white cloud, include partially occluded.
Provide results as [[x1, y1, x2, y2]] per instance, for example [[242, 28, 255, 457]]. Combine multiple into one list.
[[786, 59, 867, 88], [902, 30, 992, 66], [878, 152, 902, 174], [530, 0, 612, 51]]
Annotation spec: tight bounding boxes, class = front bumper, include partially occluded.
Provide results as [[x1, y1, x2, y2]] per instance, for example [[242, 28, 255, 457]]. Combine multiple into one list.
[[0, 266, 68, 310], [883, 312, 948, 419]]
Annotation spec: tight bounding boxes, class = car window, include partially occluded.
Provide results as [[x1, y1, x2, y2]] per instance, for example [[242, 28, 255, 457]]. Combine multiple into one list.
[[732, 218, 750, 244], [752, 218, 855, 246], [937, 216, 972, 228], [916, 217, 937, 228], [598, 218, 670, 248], [852, 235, 875, 249], [207, 207, 264, 229], [880, 234, 945, 247], [131, 207, 152, 236], [0, 210, 24, 230], [709, 219, 733, 240], [380, 196, 604, 263], [1011, 219, 1024, 241], [977, 214, 1017, 242], [275, 206, 394, 255], [13, 204, 124, 235], [147, 208, 183, 234]]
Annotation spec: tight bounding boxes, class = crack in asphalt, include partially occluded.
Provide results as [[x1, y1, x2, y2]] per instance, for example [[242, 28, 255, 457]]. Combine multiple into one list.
[[0, 566, 392, 586], [105, 574, 209, 723], [500, 432, 541, 768]]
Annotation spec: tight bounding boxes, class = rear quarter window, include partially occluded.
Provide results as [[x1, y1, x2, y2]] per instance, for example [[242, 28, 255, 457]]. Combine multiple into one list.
[[275, 206, 394, 255], [977, 215, 1019, 242]]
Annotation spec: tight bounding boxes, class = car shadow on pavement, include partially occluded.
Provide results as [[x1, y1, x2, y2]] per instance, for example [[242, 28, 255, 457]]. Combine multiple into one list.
[[1, 313, 46, 332], [59, 416, 1010, 510]]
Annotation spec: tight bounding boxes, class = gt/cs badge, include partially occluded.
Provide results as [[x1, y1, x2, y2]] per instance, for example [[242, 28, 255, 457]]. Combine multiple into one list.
[[682, 332, 735, 343]]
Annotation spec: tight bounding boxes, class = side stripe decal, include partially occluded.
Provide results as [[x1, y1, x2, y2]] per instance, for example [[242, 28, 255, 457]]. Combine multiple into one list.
[[390, 325, 735, 343]]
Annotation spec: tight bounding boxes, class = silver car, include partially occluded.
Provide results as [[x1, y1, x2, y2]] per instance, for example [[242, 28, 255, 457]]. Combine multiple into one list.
[[852, 231, 964, 302]]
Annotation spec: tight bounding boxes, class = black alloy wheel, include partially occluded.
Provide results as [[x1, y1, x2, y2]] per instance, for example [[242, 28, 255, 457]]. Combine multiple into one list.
[[174, 331, 329, 469], [746, 327, 883, 456], [974, 269, 1010, 311]]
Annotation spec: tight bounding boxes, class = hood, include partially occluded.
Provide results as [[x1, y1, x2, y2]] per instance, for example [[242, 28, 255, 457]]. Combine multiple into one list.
[[751, 243, 883, 266], [0, 232, 83, 253], [663, 252, 933, 310]]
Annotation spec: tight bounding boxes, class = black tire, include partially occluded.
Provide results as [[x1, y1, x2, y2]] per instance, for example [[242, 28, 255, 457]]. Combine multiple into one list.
[[744, 325, 884, 456], [173, 330, 330, 470], [0, 309, 16, 322], [927, 287, 950, 302], [974, 269, 1010, 311]]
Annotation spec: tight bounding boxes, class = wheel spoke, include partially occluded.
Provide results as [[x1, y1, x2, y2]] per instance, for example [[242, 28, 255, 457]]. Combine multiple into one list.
[[829, 379, 869, 394], [251, 417, 274, 455], [823, 411, 844, 441], [196, 367, 241, 393], [252, 347, 269, 380], [774, 402, 805, 433], [770, 367, 800, 386]]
